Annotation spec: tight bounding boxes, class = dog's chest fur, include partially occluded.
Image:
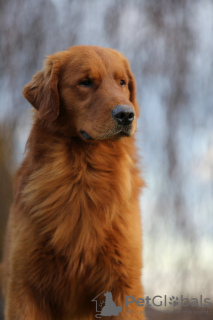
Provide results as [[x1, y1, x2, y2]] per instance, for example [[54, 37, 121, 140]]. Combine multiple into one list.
[[13, 124, 143, 312]]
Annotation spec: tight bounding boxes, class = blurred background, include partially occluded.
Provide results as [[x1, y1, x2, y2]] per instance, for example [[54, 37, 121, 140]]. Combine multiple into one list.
[[0, 0, 213, 319]]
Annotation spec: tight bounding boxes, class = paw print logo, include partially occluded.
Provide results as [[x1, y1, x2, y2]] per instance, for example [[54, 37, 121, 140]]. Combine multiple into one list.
[[169, 296, 179, 307], [99, 299, 105, 309]]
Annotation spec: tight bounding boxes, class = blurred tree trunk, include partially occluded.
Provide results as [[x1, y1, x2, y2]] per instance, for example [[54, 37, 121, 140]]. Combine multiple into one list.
[[0, 124, 14, 258]]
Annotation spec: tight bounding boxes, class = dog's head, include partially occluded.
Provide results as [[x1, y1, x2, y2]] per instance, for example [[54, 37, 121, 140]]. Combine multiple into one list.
[[23, 46, 139, 141]]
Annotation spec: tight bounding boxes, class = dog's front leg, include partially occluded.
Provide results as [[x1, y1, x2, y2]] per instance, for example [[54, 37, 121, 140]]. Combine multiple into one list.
[[5, 282, 51, 320]]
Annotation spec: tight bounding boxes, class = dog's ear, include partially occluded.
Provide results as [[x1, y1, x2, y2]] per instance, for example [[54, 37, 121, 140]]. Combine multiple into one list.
[[123, 58, 140, 117], [23, 56, 60, 121]]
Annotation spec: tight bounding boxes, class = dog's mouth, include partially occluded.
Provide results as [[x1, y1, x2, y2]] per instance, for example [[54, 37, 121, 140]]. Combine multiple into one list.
[[80, 126, 133, 141], [80, 131, 93, 140]]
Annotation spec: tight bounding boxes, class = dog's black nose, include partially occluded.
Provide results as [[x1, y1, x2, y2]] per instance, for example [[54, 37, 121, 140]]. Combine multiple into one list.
[[112, 105, 135, 126]]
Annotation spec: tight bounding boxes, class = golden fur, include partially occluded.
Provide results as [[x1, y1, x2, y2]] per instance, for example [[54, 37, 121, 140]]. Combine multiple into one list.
[[1, 45, 146, 319]]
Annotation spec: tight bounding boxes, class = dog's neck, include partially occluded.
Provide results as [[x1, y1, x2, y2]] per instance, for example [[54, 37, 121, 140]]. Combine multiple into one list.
[[17, 120, 143, 259]]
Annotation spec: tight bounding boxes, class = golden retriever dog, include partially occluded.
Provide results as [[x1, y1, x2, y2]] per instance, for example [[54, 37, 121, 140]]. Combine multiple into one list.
[[0, 45, 146, 319]]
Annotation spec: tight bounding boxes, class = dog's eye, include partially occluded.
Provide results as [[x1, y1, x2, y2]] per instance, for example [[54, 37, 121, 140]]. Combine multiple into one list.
[[120, 80, 126, 86], [79, 79, 93, 87]]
